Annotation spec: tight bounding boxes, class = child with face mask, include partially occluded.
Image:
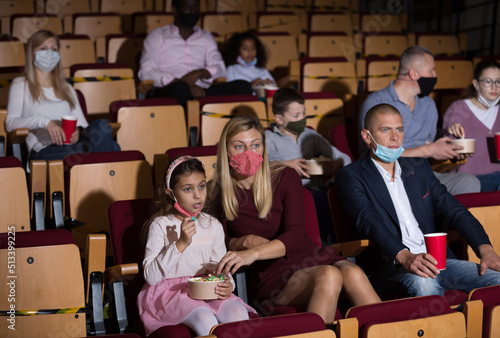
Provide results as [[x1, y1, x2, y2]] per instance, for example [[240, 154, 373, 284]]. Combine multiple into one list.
[[265, 88, 352, 244], [443, 59, 500, 191], [224, 32, 276, 94], [138, 156, 256, 336], [5, 30, 120, 161]]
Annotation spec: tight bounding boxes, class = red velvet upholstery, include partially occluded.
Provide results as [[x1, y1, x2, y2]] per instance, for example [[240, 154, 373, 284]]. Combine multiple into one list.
[[0, 156, 23, 169], [303, 187, 322, 248], [455, 191, 500, 208], [63, 150, 145, 170], [0, 229, 74, 249], [347, 295, 453, 338], [109, 98, 179, 122], [166, 145, 218, 160], [469, 285, 500, 338], [330, 124, 354, 162], [75, 89, 89, 121], [211, 312, 326, 337], [197, 94, 258, 107]]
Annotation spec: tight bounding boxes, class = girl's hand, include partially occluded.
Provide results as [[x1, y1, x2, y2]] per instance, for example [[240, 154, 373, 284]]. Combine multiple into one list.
[[447, 123, 465, 139], [251, 78, 265, 88], [70, 127, 80, 144], [215, 275, 233, 300], [176, 217, 196, 252], [46, 120, 66, 145], [216, 250, 258, 276]]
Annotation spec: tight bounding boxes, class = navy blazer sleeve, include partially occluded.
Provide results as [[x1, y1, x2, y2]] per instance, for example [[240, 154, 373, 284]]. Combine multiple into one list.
[[336, 158, 408, 264]]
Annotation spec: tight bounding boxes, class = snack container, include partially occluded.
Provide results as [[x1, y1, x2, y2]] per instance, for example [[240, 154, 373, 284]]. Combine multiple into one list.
[[305, 158, 333, 175], [187, 277, 221, 300]]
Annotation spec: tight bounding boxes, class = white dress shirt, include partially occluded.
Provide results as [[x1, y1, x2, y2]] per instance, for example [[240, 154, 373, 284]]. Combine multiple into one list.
[[372, 158, 427, 254]]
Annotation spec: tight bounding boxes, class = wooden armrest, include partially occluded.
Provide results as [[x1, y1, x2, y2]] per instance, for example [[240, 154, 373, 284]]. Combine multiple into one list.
[[288, 59, 300, 80], [429, 158, 467, 173], [8, 128, 29, 144], [463, 299, 483, 338], [330, 239, 371, 257], [105, 263, 139, 284], [213, 77, 226, 84], [336, 317, 358, 338], [85, 234, 107, 302], [108, 122, 121, 138]]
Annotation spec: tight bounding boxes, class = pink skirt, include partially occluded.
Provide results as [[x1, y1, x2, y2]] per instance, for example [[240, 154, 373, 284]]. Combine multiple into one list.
[[137, 276, 257, 336]]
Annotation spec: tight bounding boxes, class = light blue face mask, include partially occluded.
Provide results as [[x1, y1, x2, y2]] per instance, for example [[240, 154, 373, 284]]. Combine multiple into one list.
[[367, 131, 404, 163]]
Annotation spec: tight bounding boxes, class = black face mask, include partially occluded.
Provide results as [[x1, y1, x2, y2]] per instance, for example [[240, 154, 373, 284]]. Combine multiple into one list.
[[178, 13, 199, 28], [417, 77, 437, 97]]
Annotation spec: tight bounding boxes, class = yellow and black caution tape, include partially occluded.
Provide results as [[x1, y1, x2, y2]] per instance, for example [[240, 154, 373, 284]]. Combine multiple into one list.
[[0, 307, 85, 316], [67, 76, 133, 84]]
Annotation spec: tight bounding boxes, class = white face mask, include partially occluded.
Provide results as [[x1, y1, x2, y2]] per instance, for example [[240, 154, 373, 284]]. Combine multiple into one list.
[[34, 50, 60, 73], [477, 93, 500, 109]]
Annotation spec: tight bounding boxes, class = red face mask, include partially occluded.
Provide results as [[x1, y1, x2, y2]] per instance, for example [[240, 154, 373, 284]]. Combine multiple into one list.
[[174, 201, 201, 219], [230, 150, 263, 177]]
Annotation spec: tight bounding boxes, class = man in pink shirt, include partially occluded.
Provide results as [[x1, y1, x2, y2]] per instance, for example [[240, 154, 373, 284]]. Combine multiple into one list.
[[138, 0, 251, 106]]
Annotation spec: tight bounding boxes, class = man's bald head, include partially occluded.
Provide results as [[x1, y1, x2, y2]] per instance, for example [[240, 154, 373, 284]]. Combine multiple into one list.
[[364, 104, 402, 132]]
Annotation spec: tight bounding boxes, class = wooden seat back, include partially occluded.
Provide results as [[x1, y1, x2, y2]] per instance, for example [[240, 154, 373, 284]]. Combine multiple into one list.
[[0, 40, 25, 68], [11, 15, 63, 43], [133, 13, 174, 33], [202, 12, 248, 37], [302, 60, 358, 94], [0, 157, 30, 232], [0, 243, 86, 337]]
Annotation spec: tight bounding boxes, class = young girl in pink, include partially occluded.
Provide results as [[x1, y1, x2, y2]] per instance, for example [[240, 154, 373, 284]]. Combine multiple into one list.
[[137, 156, 256, 336]]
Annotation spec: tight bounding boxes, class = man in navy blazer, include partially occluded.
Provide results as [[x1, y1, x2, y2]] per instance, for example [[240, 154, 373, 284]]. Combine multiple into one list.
[[336, 103, 500, 297]]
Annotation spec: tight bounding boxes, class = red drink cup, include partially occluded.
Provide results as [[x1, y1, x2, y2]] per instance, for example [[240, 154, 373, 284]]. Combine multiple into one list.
[[61, 115, 77, 144], [265, 85, 278, 98], [424, 233, 447, 270], [495, 133, 500, 161]]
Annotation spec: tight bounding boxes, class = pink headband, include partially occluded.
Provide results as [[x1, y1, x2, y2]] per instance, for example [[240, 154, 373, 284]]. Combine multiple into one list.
[[165, 155, 195, 189]]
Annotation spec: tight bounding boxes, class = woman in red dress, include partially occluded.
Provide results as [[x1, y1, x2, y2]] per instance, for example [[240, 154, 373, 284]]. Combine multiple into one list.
[[211, 116, 380, 325]]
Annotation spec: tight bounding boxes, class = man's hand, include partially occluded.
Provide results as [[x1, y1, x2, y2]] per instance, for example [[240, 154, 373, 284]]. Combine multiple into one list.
[[181, 69, 211, 86], [396, 249, 440, 278], [427, 136, 465, 160], [190, 85, 206, 98], [282, 159, 310, 178], [479, 244, 500, 275]]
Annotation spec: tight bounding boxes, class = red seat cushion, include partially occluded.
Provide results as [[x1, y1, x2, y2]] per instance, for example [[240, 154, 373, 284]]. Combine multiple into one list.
[[469, 285, 500, 338], [211, 312, 326, 337], [0, 156, 22, 169], [348, 295, 453, 337], [0, 229, 74, 249], [166, 145, 218, 160]]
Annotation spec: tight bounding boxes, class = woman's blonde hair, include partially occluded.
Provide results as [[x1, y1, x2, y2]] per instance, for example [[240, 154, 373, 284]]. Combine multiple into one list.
[[24, 30, 76, 109], [210, 116, 282, 221]]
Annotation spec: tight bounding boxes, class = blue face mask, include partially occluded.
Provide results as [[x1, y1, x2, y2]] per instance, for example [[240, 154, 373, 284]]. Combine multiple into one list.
[[368, 131, 404, 163], [237, 55, 257, 68]]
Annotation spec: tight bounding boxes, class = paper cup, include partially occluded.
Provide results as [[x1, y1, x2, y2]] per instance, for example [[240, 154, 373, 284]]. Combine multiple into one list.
[[450, 138, 475, 154], [187, 278, 219, 300], [265, 85, 278, 98], [495, 133, 500, 160], [254, 86, 266, 98], [424, 233, 447, 270], [61, 115, 77, 145]]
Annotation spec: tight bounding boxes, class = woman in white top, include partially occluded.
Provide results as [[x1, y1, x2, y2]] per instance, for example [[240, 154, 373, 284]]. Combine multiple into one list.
[[6, 30, 120, 161]]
